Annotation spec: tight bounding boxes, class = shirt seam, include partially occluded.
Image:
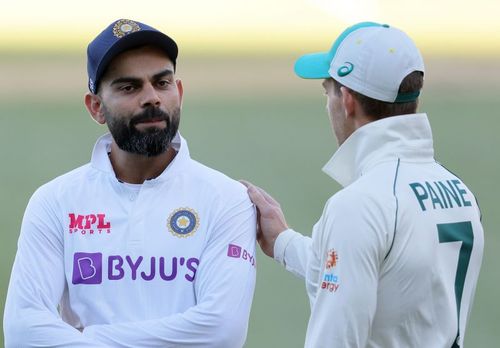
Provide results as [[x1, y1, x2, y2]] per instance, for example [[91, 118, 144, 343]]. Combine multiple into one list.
[[384, 158, 400, 261]]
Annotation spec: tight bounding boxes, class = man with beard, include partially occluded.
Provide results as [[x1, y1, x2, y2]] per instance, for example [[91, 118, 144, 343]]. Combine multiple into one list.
[[4, 19, 256, 348]]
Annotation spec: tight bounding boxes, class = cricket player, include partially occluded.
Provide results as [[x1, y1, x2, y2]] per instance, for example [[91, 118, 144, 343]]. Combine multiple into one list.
[[4, 19, 256, 347], [243, 22, 484, 347]]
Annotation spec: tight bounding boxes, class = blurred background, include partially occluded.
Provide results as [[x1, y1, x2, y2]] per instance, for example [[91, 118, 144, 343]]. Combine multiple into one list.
[[1, 0, 499, 346]]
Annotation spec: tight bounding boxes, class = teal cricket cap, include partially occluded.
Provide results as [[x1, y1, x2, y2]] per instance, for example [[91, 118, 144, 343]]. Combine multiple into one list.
[[294, 22, 425, 103]]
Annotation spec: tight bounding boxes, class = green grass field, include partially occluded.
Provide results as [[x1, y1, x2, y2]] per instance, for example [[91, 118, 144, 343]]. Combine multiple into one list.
[[1, 54, 499, 346]]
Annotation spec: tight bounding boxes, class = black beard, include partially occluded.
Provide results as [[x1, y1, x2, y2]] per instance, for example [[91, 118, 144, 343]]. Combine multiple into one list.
[[104, 106, 180, 157]]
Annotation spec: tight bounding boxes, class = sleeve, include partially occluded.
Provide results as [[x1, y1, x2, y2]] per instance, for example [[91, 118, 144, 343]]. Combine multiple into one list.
[[304, 190, 390, 348], [3, 186, 106, 347], [83, 188, 257, 348], [274, 228, 312, 279]]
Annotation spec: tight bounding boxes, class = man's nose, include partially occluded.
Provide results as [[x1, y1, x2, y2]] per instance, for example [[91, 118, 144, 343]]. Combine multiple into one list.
[[140, 83, 161, 108]]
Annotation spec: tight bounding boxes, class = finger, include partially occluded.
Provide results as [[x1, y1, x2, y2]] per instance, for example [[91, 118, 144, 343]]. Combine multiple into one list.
[[240, 180, 280, 207], [254, 186, 280, 207], [255, 220, 262, 240], [254, 202, 261, 231], [239, 179, 252, 188], [245, 183, 272, 208], [248, 189, 263, 239]]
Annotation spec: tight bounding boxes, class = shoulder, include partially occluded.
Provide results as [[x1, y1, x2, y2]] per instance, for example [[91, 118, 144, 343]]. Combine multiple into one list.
[[184, 159, 249, 204], [29, 164, 93, 206], [319, 163, 399, 238], [327, 160, 400, 211], [324, 186, 389, 225], [21, 164, 93, 233], [327, 173, 397, 215], [183, 160, 256, 237]]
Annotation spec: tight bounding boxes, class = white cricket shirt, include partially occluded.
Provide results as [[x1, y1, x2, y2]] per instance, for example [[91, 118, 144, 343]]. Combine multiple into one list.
[[274, 113, 484, 348], [4, 133, 257, 347]]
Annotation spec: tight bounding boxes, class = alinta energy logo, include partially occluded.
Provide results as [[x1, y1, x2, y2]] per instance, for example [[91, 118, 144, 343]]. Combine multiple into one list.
[[321, 249, 340, 293], [72, 252, 199, 285], [68, 213, 111, 236]]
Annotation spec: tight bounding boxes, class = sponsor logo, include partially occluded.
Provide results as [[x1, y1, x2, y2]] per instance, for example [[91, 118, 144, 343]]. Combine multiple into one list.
[[168, 208, 199, 238], [72, 252, 103, 284], [321, 249, 340, 293], [227, 243, 256, 267], [72, 252, 199, 285], [68, 213, 111, 235], [337, 62, 354, 77], [326, 249, 338, 269]]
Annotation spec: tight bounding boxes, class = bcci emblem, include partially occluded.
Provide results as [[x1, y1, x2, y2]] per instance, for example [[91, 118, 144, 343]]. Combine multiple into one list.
[[113, 19, 141, 38], [168, 208, 200, 238]]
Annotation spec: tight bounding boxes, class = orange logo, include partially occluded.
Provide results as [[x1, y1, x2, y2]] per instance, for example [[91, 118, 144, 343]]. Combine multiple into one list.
[[326, 249, 338, 269]]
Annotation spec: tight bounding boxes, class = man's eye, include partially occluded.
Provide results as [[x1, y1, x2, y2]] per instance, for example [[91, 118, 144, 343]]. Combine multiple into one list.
[[120, 85, 135, 92], [158, 80, 171, 88]]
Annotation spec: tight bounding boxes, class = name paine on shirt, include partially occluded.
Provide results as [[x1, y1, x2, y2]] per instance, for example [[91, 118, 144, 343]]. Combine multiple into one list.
[[409, 179, 472, 212]]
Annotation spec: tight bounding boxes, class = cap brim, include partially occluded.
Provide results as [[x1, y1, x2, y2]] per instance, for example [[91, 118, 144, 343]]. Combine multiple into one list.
[[294, 52, 332, 79], [96, 30, 178, 86]]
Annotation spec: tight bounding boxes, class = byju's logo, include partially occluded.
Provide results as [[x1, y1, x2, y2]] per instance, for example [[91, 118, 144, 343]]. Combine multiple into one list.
[[72, 252, 103, 284], [227, 244, 255, 267], [72, 252, 199, 285], [227, 244, 242, 258], [68, 213, 111, 235]]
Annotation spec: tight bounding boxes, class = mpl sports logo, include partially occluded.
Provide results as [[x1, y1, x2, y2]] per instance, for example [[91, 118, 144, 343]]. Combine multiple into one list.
[[227, 244, 256, 267], [68, 213, 111, 235], [72, 252, 199, 284], [321, 249, 340, 293]]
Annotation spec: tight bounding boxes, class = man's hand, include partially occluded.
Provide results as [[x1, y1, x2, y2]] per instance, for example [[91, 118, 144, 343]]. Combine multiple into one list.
[[240, 181, 288, 258]]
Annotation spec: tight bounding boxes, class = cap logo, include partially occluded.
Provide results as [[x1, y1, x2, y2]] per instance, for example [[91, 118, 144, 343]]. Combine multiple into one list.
[[113, 19, 141, 38], [337, 62, 354, 77]]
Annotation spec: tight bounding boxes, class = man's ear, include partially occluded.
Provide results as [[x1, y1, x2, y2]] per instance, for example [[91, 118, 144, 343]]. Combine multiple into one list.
[[340, 86, 356, 119], [176, 79, 184, 108], [84, 93, 106, 124]]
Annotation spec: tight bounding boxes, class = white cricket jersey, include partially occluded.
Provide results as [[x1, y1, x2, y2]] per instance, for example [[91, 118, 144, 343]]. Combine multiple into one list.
[[4, 133, 257, 347], [274, 113, 484, 348]]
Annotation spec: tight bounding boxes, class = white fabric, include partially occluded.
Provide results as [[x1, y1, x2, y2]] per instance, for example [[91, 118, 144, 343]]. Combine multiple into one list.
[[328, 25, 425, 103], [4, 133, 257, 348], [274, 113, 484, 347]]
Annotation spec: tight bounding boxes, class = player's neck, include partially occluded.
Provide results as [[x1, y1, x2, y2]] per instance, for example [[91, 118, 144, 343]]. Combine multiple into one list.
[[108, 142, 177, 184]]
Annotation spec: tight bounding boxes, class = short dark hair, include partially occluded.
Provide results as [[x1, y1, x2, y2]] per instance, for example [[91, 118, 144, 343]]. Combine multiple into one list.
[[333, 71, 424, 120]]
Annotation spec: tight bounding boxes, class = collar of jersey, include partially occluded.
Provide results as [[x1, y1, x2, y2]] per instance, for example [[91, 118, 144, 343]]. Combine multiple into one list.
[[322, 113, 434, 187], [90, 131, 189, 183]]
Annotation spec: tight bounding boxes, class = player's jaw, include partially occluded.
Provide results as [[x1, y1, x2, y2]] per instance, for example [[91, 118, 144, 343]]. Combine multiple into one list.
[[104, 105, 180, 157]]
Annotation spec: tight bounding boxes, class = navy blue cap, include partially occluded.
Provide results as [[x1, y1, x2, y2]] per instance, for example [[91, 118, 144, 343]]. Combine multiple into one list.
[[87, 19, 178, 94]]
